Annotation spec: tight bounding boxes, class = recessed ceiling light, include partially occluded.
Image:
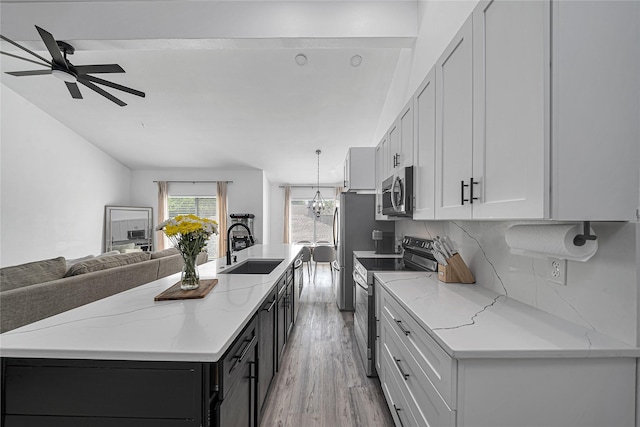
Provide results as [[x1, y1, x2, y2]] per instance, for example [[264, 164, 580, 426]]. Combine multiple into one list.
[[350, 55, 363, 67], [295, 54, 307, 66]]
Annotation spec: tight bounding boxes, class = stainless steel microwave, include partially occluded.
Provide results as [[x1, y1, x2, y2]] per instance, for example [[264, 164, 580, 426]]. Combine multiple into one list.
[[382, 166, 414, 217]]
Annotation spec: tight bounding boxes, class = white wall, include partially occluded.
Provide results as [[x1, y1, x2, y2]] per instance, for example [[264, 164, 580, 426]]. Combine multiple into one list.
[[270, 184, 286, 244], [262, 171, 271, 244], [130, 168, 265, 254], [0, 86, 132, 267], [396, 220, 639, 346]]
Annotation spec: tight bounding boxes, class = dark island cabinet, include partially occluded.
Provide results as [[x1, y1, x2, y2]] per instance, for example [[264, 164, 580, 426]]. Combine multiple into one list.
[[1, 358, 206, 427], [213, 316, 258, 427], [257, 287, 277, 417]]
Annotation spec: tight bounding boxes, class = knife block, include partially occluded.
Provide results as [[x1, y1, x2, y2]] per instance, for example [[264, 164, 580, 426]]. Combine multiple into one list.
[[438, 253, 475, 284]]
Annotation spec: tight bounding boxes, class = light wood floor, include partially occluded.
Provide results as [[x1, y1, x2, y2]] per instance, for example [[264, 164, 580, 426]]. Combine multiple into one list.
[[260, 264, 394, 427]]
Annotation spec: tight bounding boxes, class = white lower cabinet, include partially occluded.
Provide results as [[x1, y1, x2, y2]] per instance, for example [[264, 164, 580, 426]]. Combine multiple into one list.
[[377, 284, 637, 427]]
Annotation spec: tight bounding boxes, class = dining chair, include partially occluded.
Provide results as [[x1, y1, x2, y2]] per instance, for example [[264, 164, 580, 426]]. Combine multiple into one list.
[[300, 246, 312, 279], [295, 241, 312, 279], [312, 245, 336, 283]]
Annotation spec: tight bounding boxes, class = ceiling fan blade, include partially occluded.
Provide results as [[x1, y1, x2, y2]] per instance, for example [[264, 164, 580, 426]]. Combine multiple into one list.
[[65, 82, 82, 99], [6, 69, 52, 76], [74, 64, 124, 74], [0, 34, 52, 66], [77, 79, 126, 107], [79, 74, 145, 98], [35, 25, 66, 68], [1, 51, 50, 68]]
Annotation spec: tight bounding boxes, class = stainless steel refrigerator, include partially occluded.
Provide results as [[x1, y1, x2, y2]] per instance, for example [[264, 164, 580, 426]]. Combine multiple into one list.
[[333, 192, 394, 311]]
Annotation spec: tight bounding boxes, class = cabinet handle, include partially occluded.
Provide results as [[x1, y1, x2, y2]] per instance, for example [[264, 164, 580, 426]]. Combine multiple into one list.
[[393, 404, 405, 427], [395, 358, 410, 380], [461, 180, 469, 205], [395, 319, 411, 336], [263, 298, 277, 312], [469, 177, 479, 204], [248, 361, 257, 380], [232, 335, 257, 373]]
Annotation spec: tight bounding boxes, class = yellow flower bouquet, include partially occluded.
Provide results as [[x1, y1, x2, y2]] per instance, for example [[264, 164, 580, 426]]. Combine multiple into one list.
[[156, 214, 218, 290]]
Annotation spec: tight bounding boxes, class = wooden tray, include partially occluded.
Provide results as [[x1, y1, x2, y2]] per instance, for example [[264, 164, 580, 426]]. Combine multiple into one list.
[[154, 279, 218, 301]]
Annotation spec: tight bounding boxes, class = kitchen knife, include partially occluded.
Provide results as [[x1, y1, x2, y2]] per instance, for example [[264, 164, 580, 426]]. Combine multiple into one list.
[[442, 236, 457, 255], [434, 240, 450, 259]]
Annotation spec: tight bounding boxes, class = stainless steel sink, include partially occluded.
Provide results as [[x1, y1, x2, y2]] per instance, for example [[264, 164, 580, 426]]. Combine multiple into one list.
[[219, 259, 284, 275]]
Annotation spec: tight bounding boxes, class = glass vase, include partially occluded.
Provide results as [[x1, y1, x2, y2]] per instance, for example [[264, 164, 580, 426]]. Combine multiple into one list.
[[180, 252, 200, 291]]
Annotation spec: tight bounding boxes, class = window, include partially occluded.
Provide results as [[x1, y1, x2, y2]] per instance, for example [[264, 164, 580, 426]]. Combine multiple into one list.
[[290, 198, 335, 243], [168, 196, 218, 258]]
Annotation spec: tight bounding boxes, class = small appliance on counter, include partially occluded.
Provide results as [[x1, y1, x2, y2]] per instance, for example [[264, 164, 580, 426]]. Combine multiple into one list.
[[229, 213, 255, 251], [372, 230, 395, 254]]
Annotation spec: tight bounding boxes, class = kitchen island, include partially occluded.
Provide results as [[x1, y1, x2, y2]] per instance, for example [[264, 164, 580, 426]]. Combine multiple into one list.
[[0, 244, 303, 427]]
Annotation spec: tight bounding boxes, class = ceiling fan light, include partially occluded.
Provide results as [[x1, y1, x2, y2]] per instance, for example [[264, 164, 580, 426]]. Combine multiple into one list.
[[51, 68, 76, 83]]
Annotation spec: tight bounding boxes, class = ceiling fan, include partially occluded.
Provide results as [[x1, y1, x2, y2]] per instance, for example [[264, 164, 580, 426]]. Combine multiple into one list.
[[0, 25, 145, 107]]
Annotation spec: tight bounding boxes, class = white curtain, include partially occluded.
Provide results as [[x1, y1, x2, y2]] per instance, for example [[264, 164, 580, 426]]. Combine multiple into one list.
[[157, 181, 169, 250], [217, 181, 228, 256], [283, 185, 291, 243]]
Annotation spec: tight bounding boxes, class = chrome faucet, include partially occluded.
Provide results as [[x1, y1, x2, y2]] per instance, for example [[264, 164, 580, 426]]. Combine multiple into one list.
[[226, 223, 255, 265]]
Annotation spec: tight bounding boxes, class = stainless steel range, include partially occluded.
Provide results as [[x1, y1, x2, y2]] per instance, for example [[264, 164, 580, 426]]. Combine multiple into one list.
[[353, 236, 437, 377]]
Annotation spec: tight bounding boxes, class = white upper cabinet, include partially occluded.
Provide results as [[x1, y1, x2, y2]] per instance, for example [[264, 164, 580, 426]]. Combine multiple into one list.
[[387, 121, 400, 177], [549, 0, 639, 220], [413, 67, 437, 220], [429, 0, 639, 221], [435, 16, 474, 220], [471, 0, 548, 219], [398, 99, 414, 170], [344, 147, 376, 192]]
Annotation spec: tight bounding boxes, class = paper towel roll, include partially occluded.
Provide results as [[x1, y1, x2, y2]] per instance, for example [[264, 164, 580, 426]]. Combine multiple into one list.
[[505, 224, 598, 262]]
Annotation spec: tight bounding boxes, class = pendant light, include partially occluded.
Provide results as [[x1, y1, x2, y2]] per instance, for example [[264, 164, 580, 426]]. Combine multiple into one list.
[[310, 149, 327, 218]]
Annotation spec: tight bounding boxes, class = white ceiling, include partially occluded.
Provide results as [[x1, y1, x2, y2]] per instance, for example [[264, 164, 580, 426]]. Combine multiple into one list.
[[0, 1, 418, 185]]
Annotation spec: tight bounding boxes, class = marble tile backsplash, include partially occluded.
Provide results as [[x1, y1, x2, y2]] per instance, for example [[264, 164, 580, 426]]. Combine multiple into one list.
[[396, 220, 639, 346]]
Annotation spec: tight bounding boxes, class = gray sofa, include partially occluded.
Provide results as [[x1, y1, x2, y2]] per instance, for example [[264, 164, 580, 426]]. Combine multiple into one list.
[[0, 249, 208, 333]]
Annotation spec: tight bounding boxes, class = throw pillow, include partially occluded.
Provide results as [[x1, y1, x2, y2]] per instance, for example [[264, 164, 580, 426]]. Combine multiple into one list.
[[65, 254, 95, 270], [111, 242, 135, 253], [98, 250, 120, 257], [65, 252, 151, 277], [0, 256, 67, 292], [150, 248, 180, 259]]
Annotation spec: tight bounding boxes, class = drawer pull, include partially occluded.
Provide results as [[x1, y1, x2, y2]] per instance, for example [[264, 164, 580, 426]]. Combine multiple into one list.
[[263, 298, 277, 312], [393, 404, 405, 427], [231, 335, 257, 372], [395, 320, 411, 336], [237, 336, 257, 363], [395, 358, 410, 380]]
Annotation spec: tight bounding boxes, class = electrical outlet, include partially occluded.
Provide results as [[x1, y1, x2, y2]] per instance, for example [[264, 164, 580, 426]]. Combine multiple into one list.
[[547, 257, 567, 285]]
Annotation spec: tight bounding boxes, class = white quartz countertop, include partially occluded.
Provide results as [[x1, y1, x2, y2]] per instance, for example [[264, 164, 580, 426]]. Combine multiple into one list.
[[374, 271, 639, 359], [0, 244, 303, 363]]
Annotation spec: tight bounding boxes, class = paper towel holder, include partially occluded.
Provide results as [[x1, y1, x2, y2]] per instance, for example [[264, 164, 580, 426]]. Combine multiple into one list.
[[573, 221, 597, 247]]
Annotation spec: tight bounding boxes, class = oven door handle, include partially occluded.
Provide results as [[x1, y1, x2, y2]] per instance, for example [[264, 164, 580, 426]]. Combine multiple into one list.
[[353, 270, 368, 290]]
